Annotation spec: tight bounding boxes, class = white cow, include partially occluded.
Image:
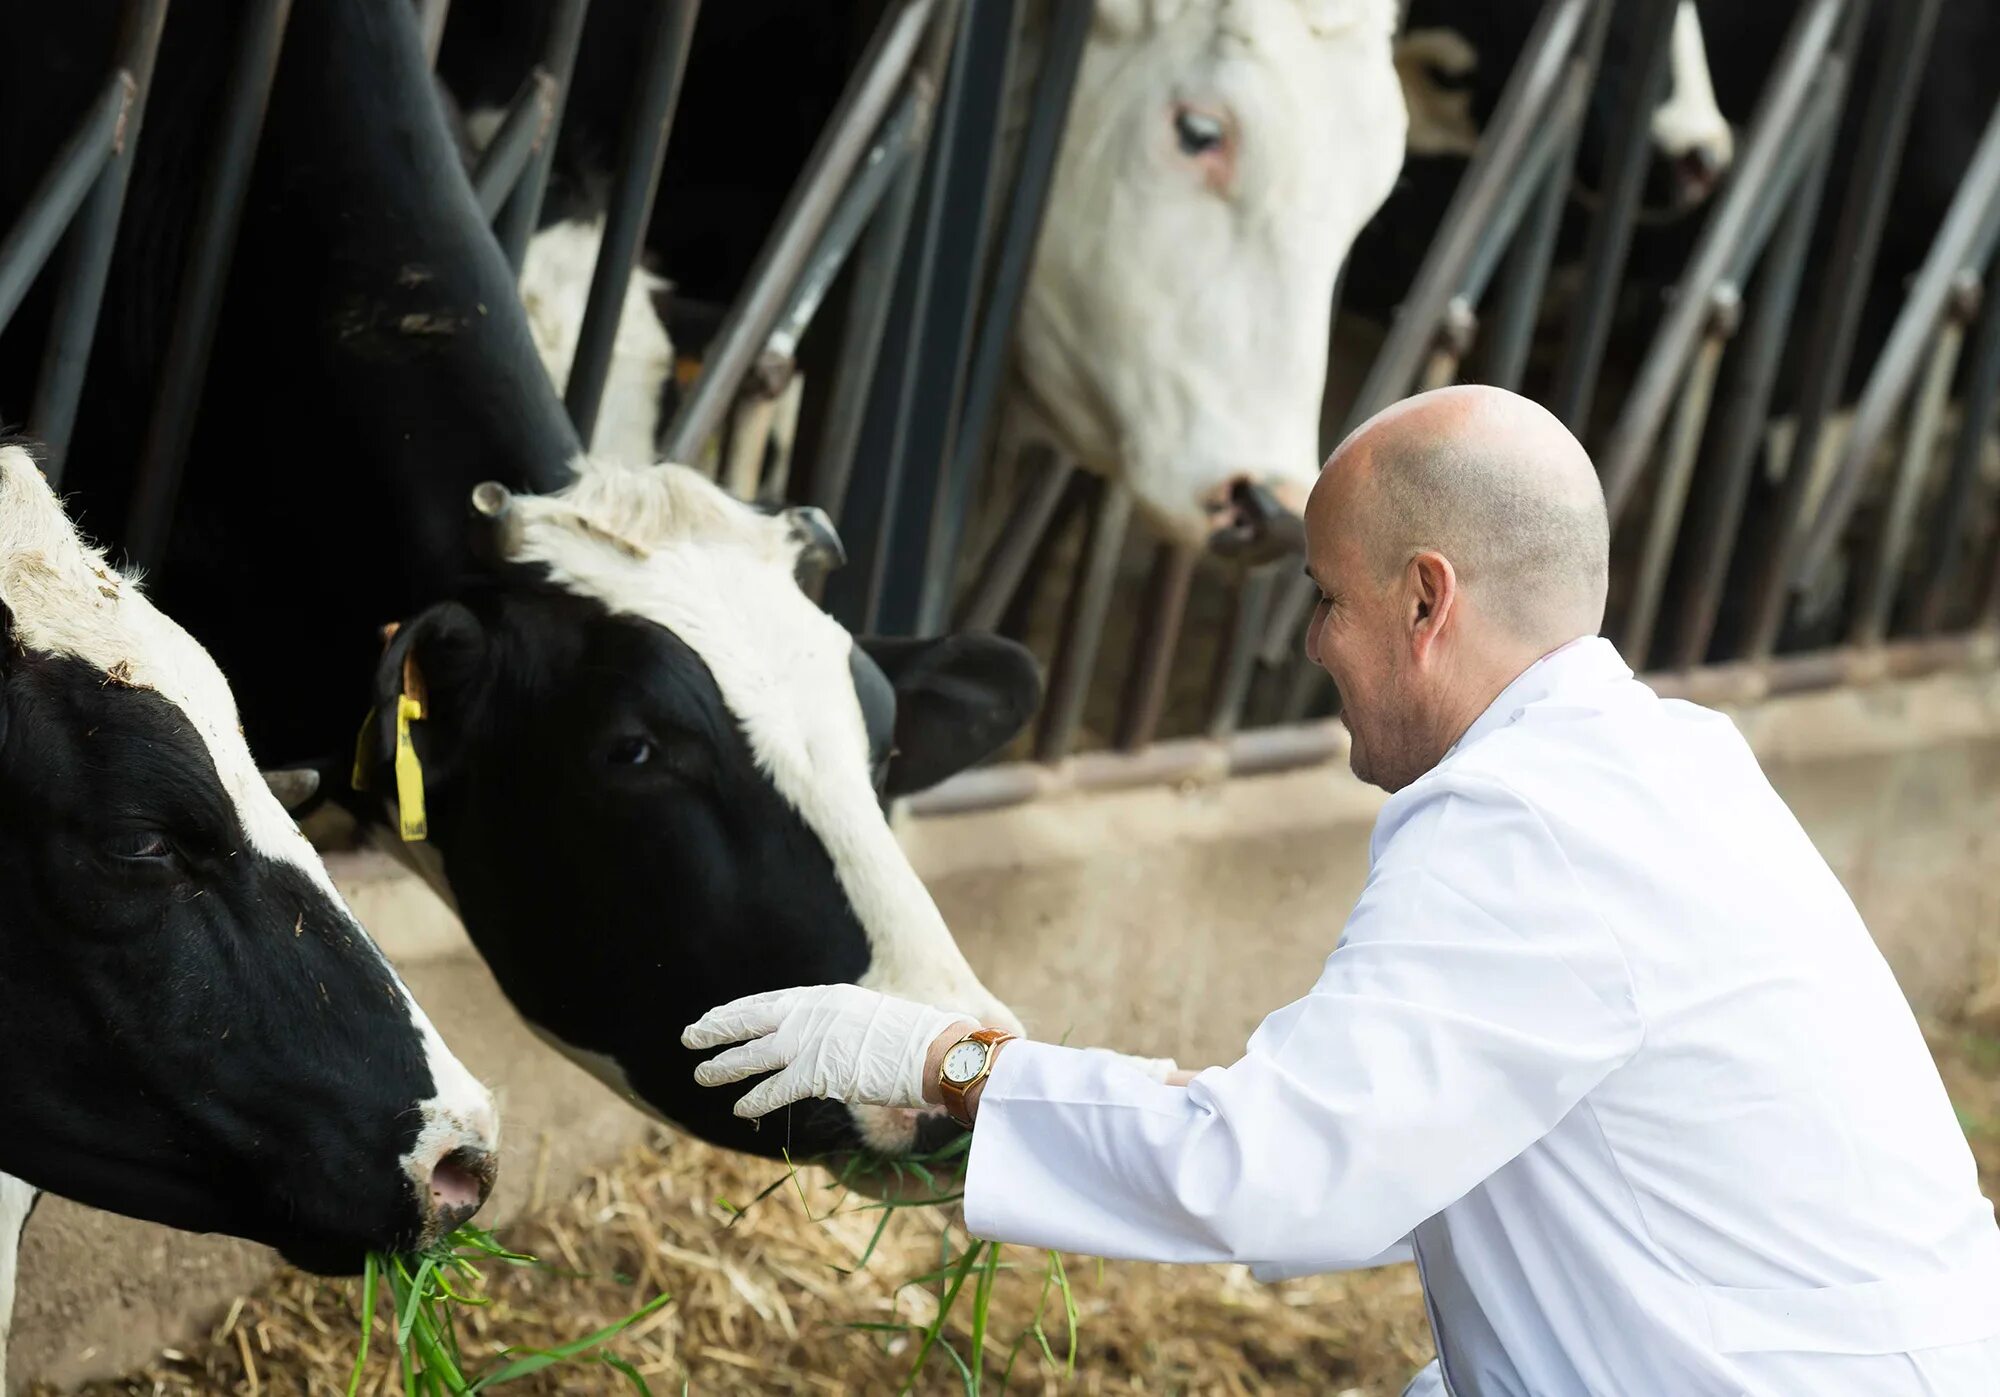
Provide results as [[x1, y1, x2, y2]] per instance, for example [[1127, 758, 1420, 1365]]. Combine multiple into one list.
[[1011, 0, 1408, 548]]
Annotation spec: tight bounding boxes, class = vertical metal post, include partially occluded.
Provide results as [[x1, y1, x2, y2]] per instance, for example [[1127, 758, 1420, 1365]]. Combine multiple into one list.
[[919, 0, 1093, 635], [29, 0, 170, 486], [1114, 544, 1197, 751], [126, 0, 294, 571], [1034, 477, 1132, 762], [876, 0, 1020, 637], [1916, 267, 2000, 633], [1665, 107, 1840, 669], [494, 0, 590, 274], [563, 0, 698, 450], [1621, 290, 1736, 669], [1738, 0, 1943, 657], [1546, 0, 1678, 432], [1851, 288, 1970, 644]]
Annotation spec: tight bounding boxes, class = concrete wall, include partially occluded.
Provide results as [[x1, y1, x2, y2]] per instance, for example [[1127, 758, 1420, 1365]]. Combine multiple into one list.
[[12, 666, 2000, 1391]]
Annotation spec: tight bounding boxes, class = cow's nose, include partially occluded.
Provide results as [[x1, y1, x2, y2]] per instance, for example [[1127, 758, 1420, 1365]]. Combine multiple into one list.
[[424, 1145, 497, 1236], [1673, 145, 1726, 207]]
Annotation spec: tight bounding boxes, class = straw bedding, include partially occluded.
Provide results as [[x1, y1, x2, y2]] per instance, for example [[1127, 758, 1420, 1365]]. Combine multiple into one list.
[[36, 1024, 2000, 1397]]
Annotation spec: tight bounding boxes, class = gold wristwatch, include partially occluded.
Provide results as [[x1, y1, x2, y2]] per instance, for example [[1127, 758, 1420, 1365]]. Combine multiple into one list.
[[937, 1027, 1016, 1127]]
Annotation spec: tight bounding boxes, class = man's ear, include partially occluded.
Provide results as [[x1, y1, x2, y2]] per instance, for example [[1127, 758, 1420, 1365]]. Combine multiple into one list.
[[1410, 551, 1456, 655], [367, 601, 491, 795], [856, 633, 1043, 797]]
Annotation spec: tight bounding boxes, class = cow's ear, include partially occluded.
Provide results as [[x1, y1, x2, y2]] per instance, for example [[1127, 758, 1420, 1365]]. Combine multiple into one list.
[[370, 601, 491, 791], [857, 634, 1042, 797]]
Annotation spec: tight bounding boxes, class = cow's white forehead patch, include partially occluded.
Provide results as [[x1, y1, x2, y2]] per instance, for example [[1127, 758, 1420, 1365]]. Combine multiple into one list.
[[0, 448, 495, 1153], [496, 459, 1018, 1077]]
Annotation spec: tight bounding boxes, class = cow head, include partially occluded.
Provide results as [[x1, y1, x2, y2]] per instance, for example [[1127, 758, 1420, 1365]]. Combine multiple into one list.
[[1014, 0, 1408, 553], [363, 459, 1037, 1162], [1398, 0, 1735, 217], [0, 447, 498, 1273]]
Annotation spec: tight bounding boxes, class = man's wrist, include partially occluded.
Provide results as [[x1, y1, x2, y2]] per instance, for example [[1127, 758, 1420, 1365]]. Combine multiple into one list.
[[922, 1019, 982, 1107]]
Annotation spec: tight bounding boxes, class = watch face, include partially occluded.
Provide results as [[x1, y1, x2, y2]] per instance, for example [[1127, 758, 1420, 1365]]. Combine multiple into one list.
[[942, 1040, 989, 1085]]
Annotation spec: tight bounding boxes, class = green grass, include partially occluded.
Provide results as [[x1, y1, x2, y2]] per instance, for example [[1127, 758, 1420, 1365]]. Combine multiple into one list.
[[348, 1225, 669, 1396]]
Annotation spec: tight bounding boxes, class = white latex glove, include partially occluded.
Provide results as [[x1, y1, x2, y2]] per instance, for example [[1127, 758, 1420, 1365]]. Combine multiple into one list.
[[681, 984, 975, 1120]]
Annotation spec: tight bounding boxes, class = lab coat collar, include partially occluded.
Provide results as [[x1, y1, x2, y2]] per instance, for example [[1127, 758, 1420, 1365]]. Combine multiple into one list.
[[1442, 634, 1632, 762]]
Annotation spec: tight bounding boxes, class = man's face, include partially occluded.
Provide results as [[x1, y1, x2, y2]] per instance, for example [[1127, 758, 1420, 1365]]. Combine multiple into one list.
[[1302, 463, 1430, 793]]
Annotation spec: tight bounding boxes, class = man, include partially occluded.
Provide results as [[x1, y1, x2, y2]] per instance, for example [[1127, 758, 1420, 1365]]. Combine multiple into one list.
[[684, 385, 2000, 1394]]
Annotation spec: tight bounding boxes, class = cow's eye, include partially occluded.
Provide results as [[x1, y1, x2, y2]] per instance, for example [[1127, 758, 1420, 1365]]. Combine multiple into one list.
[[606, 736, 655, 768], [1173, 106, 1229, 157], [106, 830, 176, 865]]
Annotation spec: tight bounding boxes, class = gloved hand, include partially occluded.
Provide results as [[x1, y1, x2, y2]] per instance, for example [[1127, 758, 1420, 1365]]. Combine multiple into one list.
[[682, 984, 976, 1120]]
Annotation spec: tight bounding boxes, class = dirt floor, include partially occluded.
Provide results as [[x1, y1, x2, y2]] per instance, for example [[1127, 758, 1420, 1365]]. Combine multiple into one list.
[[35, 1023, 2000, 1397]]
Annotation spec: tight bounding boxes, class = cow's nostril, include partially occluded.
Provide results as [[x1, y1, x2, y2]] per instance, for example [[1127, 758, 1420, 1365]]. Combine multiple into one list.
[[428, 1146, 496, 1231]]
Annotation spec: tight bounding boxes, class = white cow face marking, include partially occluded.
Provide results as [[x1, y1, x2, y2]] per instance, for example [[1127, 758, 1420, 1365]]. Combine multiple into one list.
[[1017, 0, 1408, 545], [378, 460, 1035, 1158]]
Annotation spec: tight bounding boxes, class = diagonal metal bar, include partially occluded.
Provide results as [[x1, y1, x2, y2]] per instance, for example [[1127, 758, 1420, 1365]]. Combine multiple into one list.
[[0, 76, 128, 334], [661, 0, 939, 465], [1738, 0, 1942, 658], [1597, 0, 1846, 524], [30, 0, 170, 486], [127, 0, 296, 572], [1791, 99, 2000, 591], [494, 0, 590, 274], [1916, 266, 2000, 633], [472, 70, 557, 221], [1547, 0, 1678, 432]]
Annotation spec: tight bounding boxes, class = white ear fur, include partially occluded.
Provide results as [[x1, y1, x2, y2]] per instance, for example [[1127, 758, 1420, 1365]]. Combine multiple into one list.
[[1299, 0, 1397, 37]]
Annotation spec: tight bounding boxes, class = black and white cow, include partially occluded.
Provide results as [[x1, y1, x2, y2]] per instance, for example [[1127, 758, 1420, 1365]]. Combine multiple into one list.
[[0, 446, 499, 1385], [0, 1, 1034, 1170]]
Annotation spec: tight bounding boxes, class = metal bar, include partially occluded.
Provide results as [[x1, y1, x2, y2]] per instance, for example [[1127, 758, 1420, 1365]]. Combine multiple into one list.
[[1206, 564, 1280, 740], [1917, 269, 2000, 633], [472, 70, 557, 221], [29, 0, 170, 485], [1665, 96, 1841, 670], [494, 0, 589, 274], [1346, 0, 1590, 433], [1739, 0, 1943, 658], [1458, 67, 1589, 313], [1546, 0, 1679, 432], [661, 0, 939, 465], [876, 0, 1021, 636], [0, 78, 127, 334], [1792, 101, 2000, 591], [903, 632, 2000, 819], [1622, 289, 1736, 669], [1481, 68, 1587, 392], [563, 0, 698, 450], [126, 0, 294, 572], [417, 0, 452, 68], [1598, 0, 1846, 524], [821, 1, 963, 630], [1114, 544, 1198, 751], [1851, 287, 1971, 644], [956, 449, 1077, 630], [1034, 478, 1133, 762], [923, 0, 1094, 634], [808, 123, 931, 527], [763, 89, 924, 367]]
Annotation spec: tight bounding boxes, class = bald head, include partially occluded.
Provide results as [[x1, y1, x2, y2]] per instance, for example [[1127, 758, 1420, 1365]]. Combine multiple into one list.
[[1312, 385, 1609, 648]]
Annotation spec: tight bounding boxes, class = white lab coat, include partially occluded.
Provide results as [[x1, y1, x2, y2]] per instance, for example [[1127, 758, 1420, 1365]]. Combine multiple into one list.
[[962, 637, 2000, 1395]]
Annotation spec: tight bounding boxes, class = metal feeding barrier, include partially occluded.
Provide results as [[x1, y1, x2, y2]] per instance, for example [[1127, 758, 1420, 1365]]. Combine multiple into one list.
[[9, 0, 1998, 820]]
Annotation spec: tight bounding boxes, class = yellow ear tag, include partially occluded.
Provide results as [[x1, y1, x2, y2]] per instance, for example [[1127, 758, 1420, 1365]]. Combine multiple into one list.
[[395, 692, 428, 843]]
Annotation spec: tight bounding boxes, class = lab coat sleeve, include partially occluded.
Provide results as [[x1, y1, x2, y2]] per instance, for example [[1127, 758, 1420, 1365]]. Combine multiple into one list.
[[961, 773, 1644, 1278]]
